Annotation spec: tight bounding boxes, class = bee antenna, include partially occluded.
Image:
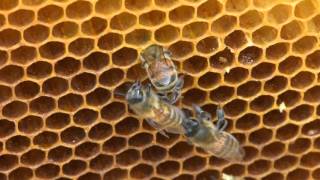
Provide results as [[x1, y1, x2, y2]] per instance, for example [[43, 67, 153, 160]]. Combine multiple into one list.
[[114, 91, 126, 97]]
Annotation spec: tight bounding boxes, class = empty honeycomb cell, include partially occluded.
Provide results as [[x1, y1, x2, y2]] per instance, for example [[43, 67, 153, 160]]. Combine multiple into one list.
[[209, 156, 229, 167], [125, 0, 151, 10], [196, 36, 219, 54], [155, 25, 180, 43], [157, 161, 180, 176], [252, 26, 278, 45], [69, 38, 94, 56], [130, 164, 154, 179], [226, 0, 248, 12], [0, 65, 24, 84], [55, 57, 81, 77], [306, 50, 320, 69], [33, 131, 58, 148], [30, 96, 55, 114], [142, 145, 166, 162], [197, 0, 222, 19], [23, 24, 49, 43], [302, 119, 320, 136], [240, 10, 264, 29], [313, 168, 320, 180], [156, 133, 179, 146], [280, 20, 304, 40], [35, 164, 60, 179], [101, 101, 126, 121], [66, 0, 92, 19], [95, 0, 122, 15], [251, 62, 275, 79], [115, 117, 139, 135], [46, 112, 70, 129], [52, 21, 79, 39], [279, 56, 302, 75], [287, 168, 309, 180], [21, 149, 45, 166], [183, 22, 209, 39], [224, 67, 249, 84], [22, 0, 45, 6], [27, 61, 52, 79], [39, 41, 65, 59], [18, 115, 43, 134], [79, 172, 101, 180], [8, 9, 35, 26], [0, 119, 15, 139], [264, 76, 288, 93], [73, 108, 98, 126], [248, 160, 271, 175], [182, 88, 207, 105], [0, 29, 21, 47], [210, 48, 234, 70], [127, 64, 147, 80], [38, 4, 63, 23], [125, 29, 151, 45], [210, 86, 234, 102], [304, 86, 320, 103], [274, 155, 298, 171], [58, 93, 83, 112], [87, 88, 111, 106], [62, 159, 87, 176], [236, 113, 260, 130], [224, 99, 247, 117], [112, 47, 138, 66], [300, 152, 320, 168], [266, 42, 290, 60], [183, 56, 207, 74], [276, 123, 299, 141], [238, 46, 263, 65], [169, 5, 194, 23], [292, 36, 317, 54], [71, 73, 96, 92], [291, 71, 315, 89], [0, 85, 12, 103], [295, 0, 317, 19], [43, 77, 68, 96], [262, 141, 285, 158], [0, 154, 18, 171], [237, 81, 261, 98], [196, 170, 220, 180], [223, 164, 245, 177], [169, 141, 193, 159], [6, 135, 30, 153], [81, 17, 107, 36], [243, 146, 259, 162], [129, 132, 153, 147], [249, 128, 273, 145], [75, 142, 99, 159], [0, 0, 17, 10], [308, 14, 320, 32], [103, 136, 126, 153], [263, 109, 286, 127], [11, 45, 36, 65], [139, 10, 165, 27], [198, 72, 220, 89], [0, 50, 8, 67], [116, 149, 140, 166], [268, 4, 291, 24], [104, 168, 128, 180], [98, 33, 123, 50], [168, 41, 194, 58], [8, 167, 33, 180], [90, 154, 113, 171], [289, 104, 314, 121], [211, 15, 237, 34], [61, 126, 85, 144], [225, 30, 247, 49], [83, 52, 109, 71], [262, 172, 284, 180], [110, 12, 137, 31], [48, 146, 72, 162], [250, 95, 274, 112], [183, 156, 206, 172], [2, 101, 27, 118], [15, 81, 40, 99], [89, 123, 112, 140]]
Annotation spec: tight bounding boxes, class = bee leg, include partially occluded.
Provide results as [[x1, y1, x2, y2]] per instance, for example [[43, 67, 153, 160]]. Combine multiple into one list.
[[163, 49, 172, 59], [145, 83, 152, 97], [192, 104, 211, 121], [216, 107, 228, 131], [145, 119, 169, 138]]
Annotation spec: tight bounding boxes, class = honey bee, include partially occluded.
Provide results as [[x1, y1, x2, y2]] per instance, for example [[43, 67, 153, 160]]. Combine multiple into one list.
[[182, 104, 245, 162], [126, 81, 186, 137], [140, 44, 184, 104]]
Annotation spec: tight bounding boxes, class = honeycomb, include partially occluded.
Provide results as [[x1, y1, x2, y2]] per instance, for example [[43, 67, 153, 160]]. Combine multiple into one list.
[[0, 0, 320, 179]]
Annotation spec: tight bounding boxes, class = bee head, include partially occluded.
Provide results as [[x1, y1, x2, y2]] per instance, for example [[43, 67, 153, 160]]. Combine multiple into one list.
[[183, 119, 199, 137], [126, 81, 145, 104], [140, 44, 163, 62]]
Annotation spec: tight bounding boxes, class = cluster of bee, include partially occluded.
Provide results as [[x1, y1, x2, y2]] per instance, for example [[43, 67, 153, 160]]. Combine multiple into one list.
[[125, 44, 245, 162]]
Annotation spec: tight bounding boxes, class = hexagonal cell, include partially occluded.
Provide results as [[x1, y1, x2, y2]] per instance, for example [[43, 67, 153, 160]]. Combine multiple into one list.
[[75, 141, 99, 159], [289, 104, 314, 121], [251, 62, 275, 79], [155, 25, 180, 43], [263, 109, 286, 127], [30, 96, 55, 114], [112, 47, 137, 67], [182, 88, 207, 106], [168, 41, 194, 58], [42, 77, 68, 96], [125, 0, 150, 10], [103, 136, 126, 153], [110, 12, 137, 31], [98, 32, 123, 51], [302, 119, 320, 136], [266, 42, 290, 60], [90, 154, 113, 171], [86, 87, 111, 106], [139, 10, 165, 26], [225, 30, 247, 49], [38, 4, 63, 23], [169, 6, 194, 23], [236, 113, 260, 131], [71, 72, 96, 92], [210, 48, 234, 70], [261, 141, 285, 158], [104, 168, 128, 180], [263, 172, 284, 180], [182, 156, 206, 172], [196, 36, 219, 54], [238, 46, 263, 65], [237, 81, 261, 98], [82, 17, 107, 36], [0, 154, 18, 171], [248, 159, 271, 175], [157, 161, 180, 176], [252, 26, 278, 45], [116, 149, 140, 166], [156, 133, 179, 146], [0, 85, 12, 103], [15, 81, 40, 99], [211, 15, 237, 34], [300, 152, 320, 168], [183, 22, 208, 39], [295, 0, 317, 19], [182, 56, 207, 74], [224, 99, 247, 117], [125, 29, 151, 45], [89, 123, 112, 140], [264, 76, 288, 94], [313, 168, 320, 180], [267, 4, 292, 24], [58, 93, 83, 112], [0, 65, 24, 84], [130, 163, 153, 179], [306, 50, 320, 69], [95, 0, 122, 15], [127, 64, 146, 81], [249, 128, 273, 145], [62, 160, 87, 176], [304, 85, 320, 103], [6, 135, 30, 153], [226, 0, 248, 12], [279, 56, 303, 75], [196, 170, 220, 180], [52, 21, 79, 39], [250, 95, 274, 112], [33, 131, 58, 148], [243, 146, 259, 162], [0, 119, 15, 138], [0, 50, 8, 67], [46, 112, 70, 130], [0, 29, 20, 47], [8, 167, 33, 180], [69, 38, 94, 56], [18, 115, 43, 134], [129, 132, 153, 147], [240, 10, 264, 29], [2, 100, 27, 118], [48, 146, 72, 163], [274, 155, 298, 171], [55, 57, 80, 77], [308, 14, 320, 32], [27, 61, 52, 79], [39, 41, 65, 59], [292, 36, 317, 54], [61, 126, 85, 145], [210, 86, 234, 102], [11, 45, 36, 64], [198, 72, 220, 89], [8, 9, 34, 26], [280, 20, 304, 40], [287, 168, 309, 180], [223, 164, 245, 177], [35, 164, 60, 179], [101, 101, 126, 121], [169, 141, 193, 159], [66, 0, 92, 19], [291, 71, 315, 90], [78, 172, 101, 180], [22, 0, 45, 6], [115, 117, 139, 136], [21, 149, 45, 166], [73, 108, 98, 126], [197, 0, 221, 19], [83, 52, 109, 71], [276, 123, 299, 141], [224, 67, 249, 84]]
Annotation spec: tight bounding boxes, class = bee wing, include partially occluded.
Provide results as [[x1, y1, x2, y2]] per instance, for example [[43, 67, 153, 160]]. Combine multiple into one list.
[[145, 119, 169, 138]]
